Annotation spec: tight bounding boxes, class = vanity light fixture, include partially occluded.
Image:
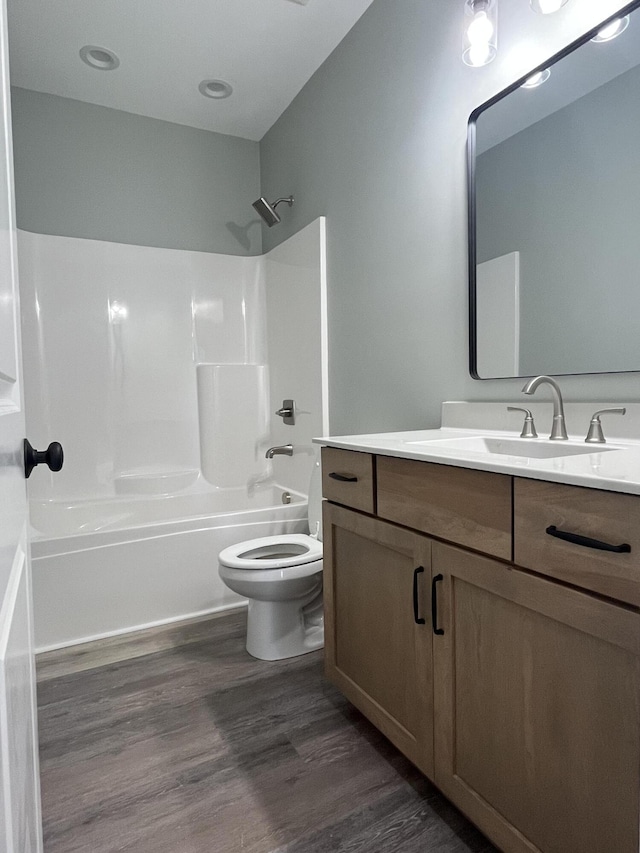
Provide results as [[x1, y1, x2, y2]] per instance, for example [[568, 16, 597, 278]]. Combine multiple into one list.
[[529, 0, 568, 14], [79, 45, 120, 71], [464, 0, 570, 67], [521, 68, 551, 88], [462, 0, 498, 67], [591, 15, 630, 43]]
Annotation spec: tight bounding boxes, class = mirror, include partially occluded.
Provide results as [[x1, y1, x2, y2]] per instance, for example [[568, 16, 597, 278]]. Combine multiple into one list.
[[469, 0, 640, 379]]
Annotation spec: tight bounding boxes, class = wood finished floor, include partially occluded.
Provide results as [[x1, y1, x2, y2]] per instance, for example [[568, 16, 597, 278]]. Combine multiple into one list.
[[37, 611, 497, 853]]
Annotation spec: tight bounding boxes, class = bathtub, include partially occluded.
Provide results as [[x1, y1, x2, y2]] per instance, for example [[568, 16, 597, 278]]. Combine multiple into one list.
[[30, 484, 308, 652]]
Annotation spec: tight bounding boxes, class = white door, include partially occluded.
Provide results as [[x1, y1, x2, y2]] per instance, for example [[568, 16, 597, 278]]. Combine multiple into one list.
[[0, 0, 43, 848]]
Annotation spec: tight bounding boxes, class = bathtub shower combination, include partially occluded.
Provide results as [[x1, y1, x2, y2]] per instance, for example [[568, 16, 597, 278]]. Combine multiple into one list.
[[20, 219, 328, 651]]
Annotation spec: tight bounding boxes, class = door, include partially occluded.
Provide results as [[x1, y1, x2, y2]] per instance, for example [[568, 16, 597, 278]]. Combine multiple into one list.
[[432, 540, 640, 853], [0, 0, 43, 849], [323, 502, 433, 777]]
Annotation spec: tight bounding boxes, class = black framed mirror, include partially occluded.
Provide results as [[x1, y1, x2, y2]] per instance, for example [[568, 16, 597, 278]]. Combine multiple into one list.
[[468, 0, 640, 379]]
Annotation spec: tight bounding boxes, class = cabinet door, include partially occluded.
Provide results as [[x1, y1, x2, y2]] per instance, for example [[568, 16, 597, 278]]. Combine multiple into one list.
[[432, 541, 640, 853], [323, 502, 433, 777]]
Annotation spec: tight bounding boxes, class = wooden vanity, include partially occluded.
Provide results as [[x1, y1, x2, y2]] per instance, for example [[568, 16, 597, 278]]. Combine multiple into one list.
[[321, 445, 640, 853]]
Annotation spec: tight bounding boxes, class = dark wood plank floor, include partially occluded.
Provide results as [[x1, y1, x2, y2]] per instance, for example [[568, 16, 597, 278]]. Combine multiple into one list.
[[37, 611, 496, 853]]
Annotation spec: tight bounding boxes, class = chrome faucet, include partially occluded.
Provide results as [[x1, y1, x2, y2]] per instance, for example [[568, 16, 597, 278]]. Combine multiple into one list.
[[265, 444, 293, 459], [521, 375, 568, 440]]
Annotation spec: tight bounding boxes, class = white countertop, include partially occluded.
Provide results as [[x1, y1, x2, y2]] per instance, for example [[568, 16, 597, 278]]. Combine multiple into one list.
[[314, 400, 640, 496]]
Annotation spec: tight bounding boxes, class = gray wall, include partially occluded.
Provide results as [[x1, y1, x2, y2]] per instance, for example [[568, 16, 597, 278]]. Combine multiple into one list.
[[476, 63, 640, 377], [260, 0, 636, 436], [11, 88, 262, 255]]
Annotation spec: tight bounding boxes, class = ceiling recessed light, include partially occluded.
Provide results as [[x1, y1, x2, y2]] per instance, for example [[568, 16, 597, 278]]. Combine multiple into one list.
[[198, 79, 233, 99], [591, 16, 630, 43], [79, 45, 120, 71], [521, 68, 551, 89]]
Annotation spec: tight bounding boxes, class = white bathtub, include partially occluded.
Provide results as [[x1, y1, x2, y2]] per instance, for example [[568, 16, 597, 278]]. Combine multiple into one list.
[[30, 485, 308, 652]]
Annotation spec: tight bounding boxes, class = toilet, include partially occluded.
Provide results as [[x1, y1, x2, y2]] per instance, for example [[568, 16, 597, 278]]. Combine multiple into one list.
[[218, 457, 324, 661]]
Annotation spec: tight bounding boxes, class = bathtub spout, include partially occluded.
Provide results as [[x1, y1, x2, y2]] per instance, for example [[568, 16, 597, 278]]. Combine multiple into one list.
[[265, 444, 293, 459]]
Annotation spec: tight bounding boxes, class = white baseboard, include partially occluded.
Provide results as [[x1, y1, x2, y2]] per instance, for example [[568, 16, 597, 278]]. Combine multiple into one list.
[[35, 600, 247, 655]]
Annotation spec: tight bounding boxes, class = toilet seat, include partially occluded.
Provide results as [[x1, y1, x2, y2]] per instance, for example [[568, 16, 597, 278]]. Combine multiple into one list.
[[219, 533, 323, 570], [217, 455, 325, 660]]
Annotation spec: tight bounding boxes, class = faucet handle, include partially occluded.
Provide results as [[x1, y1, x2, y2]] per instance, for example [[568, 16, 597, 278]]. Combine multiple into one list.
[[585, 408, 626, 444], [275, 399, 295, 426], [507, 406, 538, 439]]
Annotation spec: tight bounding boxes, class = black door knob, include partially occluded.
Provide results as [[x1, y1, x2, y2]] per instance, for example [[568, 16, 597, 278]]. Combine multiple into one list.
[[24, 439, 64, 479]]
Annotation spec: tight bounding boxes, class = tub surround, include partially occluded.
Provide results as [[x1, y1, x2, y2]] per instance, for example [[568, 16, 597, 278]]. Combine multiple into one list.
[[20, 219, 327, 512], [319, 400, 640, 853], [20, 220, 327, 651]]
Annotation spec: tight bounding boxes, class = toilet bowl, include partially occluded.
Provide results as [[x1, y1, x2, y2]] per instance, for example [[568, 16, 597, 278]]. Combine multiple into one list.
[[218, 457, 324, 661]]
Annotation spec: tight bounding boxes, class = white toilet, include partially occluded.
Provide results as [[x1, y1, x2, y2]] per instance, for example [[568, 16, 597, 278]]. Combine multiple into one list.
[[218, 457, 324, 661]]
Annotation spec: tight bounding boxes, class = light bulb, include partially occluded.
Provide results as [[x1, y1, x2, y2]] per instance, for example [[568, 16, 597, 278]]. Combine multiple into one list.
[[591, 16, 629, 43], [468, 11, 494, 44], [468, 43, 492, 67], [463, 0, 497, 67], [530, 0, 568, 13]]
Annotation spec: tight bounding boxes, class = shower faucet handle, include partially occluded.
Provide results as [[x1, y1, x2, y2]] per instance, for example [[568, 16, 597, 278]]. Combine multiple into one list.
[[275, 399, 295, 426]]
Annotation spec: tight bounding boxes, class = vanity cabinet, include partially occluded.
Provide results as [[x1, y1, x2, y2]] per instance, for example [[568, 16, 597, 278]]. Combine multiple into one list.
[[432, 541, 640, 853], [514, 477, 640, 606], [377, 456, 512, 560], [322, 501, 434, 777], [321, 447, 640, 853], [321, 446, 375, 514]]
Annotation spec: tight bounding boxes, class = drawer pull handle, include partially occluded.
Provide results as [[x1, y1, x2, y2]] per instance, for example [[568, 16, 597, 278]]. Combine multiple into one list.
[[328, 472, 358, 483], [545, 525, 631, 553], [413, 567, 425, 625], [432, 574, 444, 635]]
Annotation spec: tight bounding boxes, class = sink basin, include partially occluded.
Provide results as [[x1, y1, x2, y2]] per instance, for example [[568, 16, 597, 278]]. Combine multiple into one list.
[[405, 436, 616, 459]]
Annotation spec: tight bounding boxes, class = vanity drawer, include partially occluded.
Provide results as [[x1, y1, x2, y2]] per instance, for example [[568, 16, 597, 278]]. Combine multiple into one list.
[[321, 448, 375, 514], [376, 456, 511, 560], [514, 478, 640, 606]]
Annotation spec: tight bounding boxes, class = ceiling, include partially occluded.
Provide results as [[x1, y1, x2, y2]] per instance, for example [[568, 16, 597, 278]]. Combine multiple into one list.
[[7, 0, 376, 141]]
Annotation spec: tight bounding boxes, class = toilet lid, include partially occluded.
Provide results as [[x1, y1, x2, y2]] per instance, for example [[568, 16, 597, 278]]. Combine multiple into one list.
[[219, 533, 323, 570]]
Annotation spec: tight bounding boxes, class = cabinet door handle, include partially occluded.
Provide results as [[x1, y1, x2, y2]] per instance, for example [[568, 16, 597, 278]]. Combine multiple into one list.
[[431, 574, 444, 635], [413, 567, 426, 625], [545, 525, 631, 553], [328, 472, 358, 483]]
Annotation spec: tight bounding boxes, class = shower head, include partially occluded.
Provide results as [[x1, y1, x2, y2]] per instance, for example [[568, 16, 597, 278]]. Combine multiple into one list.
[[252, 195, 294, 227]]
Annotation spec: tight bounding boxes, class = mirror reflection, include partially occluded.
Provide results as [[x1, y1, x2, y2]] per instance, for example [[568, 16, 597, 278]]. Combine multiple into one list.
[[470, 2, 640, 379]]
